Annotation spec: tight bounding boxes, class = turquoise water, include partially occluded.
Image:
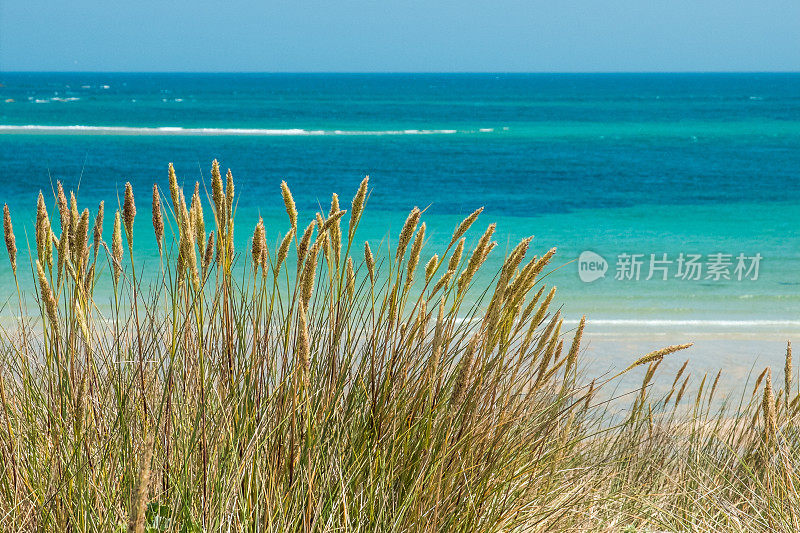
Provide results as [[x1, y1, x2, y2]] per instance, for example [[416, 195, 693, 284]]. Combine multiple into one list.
[[1, 73, 798, 331]]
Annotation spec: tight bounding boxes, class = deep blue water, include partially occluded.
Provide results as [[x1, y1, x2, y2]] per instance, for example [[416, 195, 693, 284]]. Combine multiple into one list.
[[0, 73, 798, 327]]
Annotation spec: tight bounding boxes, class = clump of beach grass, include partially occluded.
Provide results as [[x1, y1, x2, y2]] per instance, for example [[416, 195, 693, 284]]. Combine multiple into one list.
[[0, 161, 796, 532]]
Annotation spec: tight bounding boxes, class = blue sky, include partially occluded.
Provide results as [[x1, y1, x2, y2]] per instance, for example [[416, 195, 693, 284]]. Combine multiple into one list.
[[1, 0, 798, 72]]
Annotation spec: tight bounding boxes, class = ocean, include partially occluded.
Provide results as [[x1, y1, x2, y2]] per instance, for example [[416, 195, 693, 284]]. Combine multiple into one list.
[[1, 73, 798, 375]]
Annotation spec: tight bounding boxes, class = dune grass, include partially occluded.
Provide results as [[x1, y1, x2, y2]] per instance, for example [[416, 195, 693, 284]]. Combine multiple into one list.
[[0, 160, 796, 532]]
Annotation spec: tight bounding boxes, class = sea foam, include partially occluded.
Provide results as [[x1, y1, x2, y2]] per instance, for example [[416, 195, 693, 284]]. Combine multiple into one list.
[[0, 125, 470, 136]]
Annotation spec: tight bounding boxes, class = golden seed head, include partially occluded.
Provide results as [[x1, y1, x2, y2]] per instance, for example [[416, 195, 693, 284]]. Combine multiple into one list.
[[252, 218, 265, 268], [430, 269, 454, 296], [449, 206, 484, 247], [36, 192, 52, 265], [675, 375, 690, 406], [364, 241, 375, 284], [457, 223, 496, 294], [349, 175, 369, 242], [151, 186, 164, 253], [167, 162, 181, 217], [532, 247, 557, 277], [626, 343, 693, 372], [346, 256, 355, 299], [329, 193, 342, 266], [296, 302, 311, 387], [112, 211, 123, 284], [448, 238, 465, 272], [451, 334, 479, 410], [528, 286, 556, 331], [786, 341, 793, 405], [202, 231, 215, 274], [319, 209, 346, 235], [93, 200, 104, 256], [69, 191, 79, 235], [210, 160, 225, 224], [75, 209, 90, 269], [123, 182, 136, 240], [176, 188, 190, 237], [297, 220, 315, 274], [565, 315, 586, 377], [396, 207, 421, 263], [425, 254, 438, 283], [128, 431, 155, 533], [56, 222, 69, 277], [275, 228, 294, 274], [763, 368, 777, 438], [191, 182, 205, 246], [3, 204, 17, 274], [301, 240, 321, 308], [225, 168, 235, 216], [57, 181, 70, 236], [36, 260, 59, 336], [405, 221, 426, 288], [280, 180, 298, 232]]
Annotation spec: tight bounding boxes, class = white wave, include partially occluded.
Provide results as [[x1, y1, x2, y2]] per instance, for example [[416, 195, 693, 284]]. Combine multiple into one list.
[[563, 319, 800, 328], [0, 124, 470, 136]]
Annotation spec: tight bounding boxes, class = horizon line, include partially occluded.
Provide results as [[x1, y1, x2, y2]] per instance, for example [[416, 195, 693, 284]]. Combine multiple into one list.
[[2, 70, 800, 75]]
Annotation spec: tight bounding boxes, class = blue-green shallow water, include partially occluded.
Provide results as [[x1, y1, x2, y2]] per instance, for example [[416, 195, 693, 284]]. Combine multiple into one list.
[[0, 73, 798, 334]]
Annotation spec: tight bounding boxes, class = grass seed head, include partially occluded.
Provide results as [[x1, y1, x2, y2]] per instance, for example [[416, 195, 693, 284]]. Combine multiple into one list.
[[225, 168, 235, 216], [449, 206, 483, 247], [329, 193, 342, 266], [349, 175, 369, 242], [202, 231, 214, 275], [425, 254, 438, 283], [346, 256, 355, 299], [252, 218, 265, 269], [625, 343, 693, 373], [364, 241, 375, 284], [112, 211, 123, 284], [3, 204, 16, 274], [275, 228, 294, 274], [151, 186, 163, 254], [211, 160, 225, 224], [786, 341, 793, 406], [405, 222, 425, 288], [296, 220, 315, 276], [396, 207, 421, 263], [36, 260, 59, 336], [93, 200, 104, 257], [123, 182, 136, 241], [281, 180, 298, 232]]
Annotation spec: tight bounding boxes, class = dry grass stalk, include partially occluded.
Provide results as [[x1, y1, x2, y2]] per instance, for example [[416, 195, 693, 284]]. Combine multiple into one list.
[[786, 341, 793, 408], [127, 431, 155, 533]]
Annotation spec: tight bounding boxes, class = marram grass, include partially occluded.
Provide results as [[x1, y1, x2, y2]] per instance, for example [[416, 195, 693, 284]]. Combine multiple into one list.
[[0, 161, 797, 532]]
